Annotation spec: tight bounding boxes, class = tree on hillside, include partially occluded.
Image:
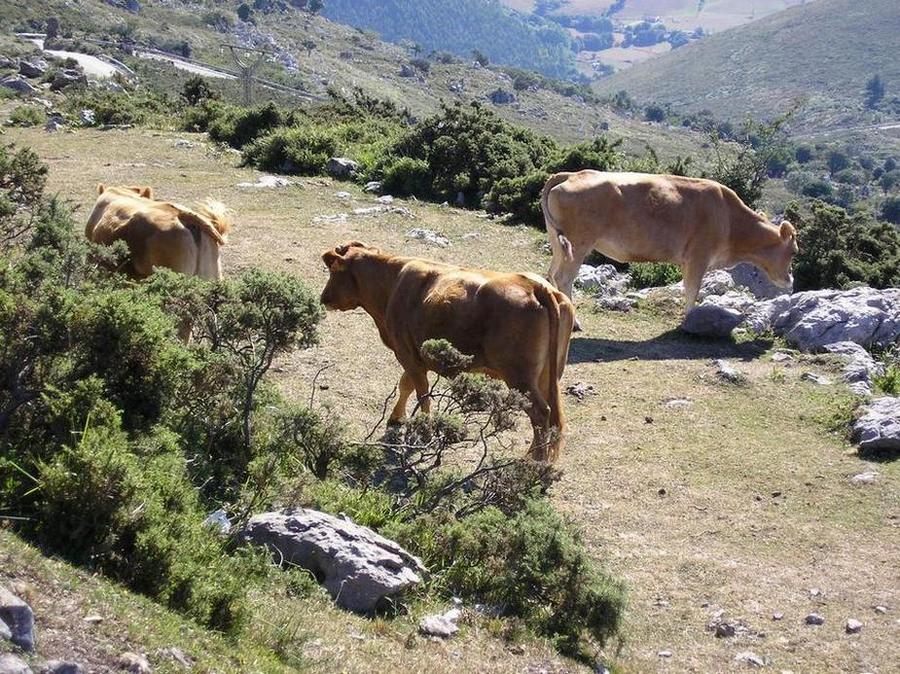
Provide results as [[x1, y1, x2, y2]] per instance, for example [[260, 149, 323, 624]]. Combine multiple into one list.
[[237, 2, 253, 22], [472, 49, 489, 67], [882, 196, 900, 225], [866, 74, 885, 109], [308, 0, 323, 13], [535, 0, 568, 16], [302, 39, 317, 56], [827, 149, 850, 176]]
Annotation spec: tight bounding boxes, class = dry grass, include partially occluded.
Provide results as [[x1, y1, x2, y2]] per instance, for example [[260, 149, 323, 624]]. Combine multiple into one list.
[[5, 126, 900, 673]]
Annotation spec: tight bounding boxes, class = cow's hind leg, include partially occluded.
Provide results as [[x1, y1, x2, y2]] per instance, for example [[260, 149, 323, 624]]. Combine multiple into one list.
[[514, 381, 553, 462], [550, 251, 586, 332]]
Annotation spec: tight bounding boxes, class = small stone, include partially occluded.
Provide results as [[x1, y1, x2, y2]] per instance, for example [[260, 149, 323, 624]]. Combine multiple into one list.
[[801, 372, 831, 385], [117, 652, 151, 674], [325, 157, 359, 179], [772, 612, 784, 621], [714, 359, 745, 383], [873, 605, 888, 614], [82, 614, 103, 624], [565, 382, 596, 400], [657, 488, 667, 496], [157, 647, 191, 669], [418, 612, 459, 639], [406, 228, 450, 248], [771, 491, 782, 497], [805, 612, 825, 625], [657, 650, 672, 658], [376, 195, 394, 204], [39, 662, 84, 674], [334, 191, 351, 199], [644, 416, 654, 424], [851, 471, 878, 485], [845, 618, 862, 634], [363, 181, 382, 193], [808, 587, 822, 597], [734, 651, 766, 667], [771, 351, 793, 362], [665, 398, 692, 409], [507, 644, 525, 655], [715, 622, 736, 638], [0, 654, 32, 674]]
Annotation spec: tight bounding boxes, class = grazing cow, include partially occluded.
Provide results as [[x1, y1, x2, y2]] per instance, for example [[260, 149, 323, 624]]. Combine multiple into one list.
[[542, 171, 798, 322], [85, 184, 232, 282], [320, 241, 576, 462]]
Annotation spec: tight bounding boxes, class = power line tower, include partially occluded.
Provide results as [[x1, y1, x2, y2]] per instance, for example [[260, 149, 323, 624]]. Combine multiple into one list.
[[223, 44, 268, 106]]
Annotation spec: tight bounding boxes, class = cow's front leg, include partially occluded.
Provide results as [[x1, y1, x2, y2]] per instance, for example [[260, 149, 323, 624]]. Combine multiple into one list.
[[388, 370, 431, 424], [389, 371, 416, 424], [680, 257, 707, 314]]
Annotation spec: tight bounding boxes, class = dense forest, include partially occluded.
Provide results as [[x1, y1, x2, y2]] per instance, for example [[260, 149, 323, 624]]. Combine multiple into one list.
[[321, 0, 575, 78]]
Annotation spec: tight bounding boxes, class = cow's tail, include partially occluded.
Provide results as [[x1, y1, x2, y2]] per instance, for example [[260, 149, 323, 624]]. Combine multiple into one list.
[[173, 200, 231, 248], [541, 172, 574, 261], [533, 283, 565, 461]]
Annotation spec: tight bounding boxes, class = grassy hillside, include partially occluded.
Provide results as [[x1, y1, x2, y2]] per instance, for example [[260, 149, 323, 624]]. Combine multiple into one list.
[[504, 0, 815, 32], [4, 124, 899, 673], [320, 0, 575, 78], [0, 0, 714, 156], [592, 0, 900, 132]]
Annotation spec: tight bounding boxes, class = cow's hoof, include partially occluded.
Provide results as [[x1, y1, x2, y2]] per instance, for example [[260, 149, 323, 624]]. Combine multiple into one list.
[[573, 318, 584, 332], [386, 418, 404, 428]]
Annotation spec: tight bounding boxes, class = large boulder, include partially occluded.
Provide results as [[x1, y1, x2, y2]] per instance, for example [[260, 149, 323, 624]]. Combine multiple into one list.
[[1, 75, 38, 94], [0, 586, 34, 652], [18, 59, 48, 78], [681, 301, 745, 337], [852, 397, 900, 451], [575, 264, 629, 297], [50, 69, 87, 91], [239, 509, 427, 613], [728, 262, 789, 300], [746, 287, 900, 350], [326, 157, 359, 179]]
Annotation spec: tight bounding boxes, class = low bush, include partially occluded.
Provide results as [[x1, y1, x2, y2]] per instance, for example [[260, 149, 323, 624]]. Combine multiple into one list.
[[381, 156, 431, 197], [7, 105, 46, 127], [207, 101, 288, 149], [65, 89, 173, 127], [242, 126, 338, 174], [628, 262, 682, 289]]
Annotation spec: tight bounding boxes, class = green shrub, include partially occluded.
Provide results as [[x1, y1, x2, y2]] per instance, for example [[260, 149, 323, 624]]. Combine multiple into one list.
[[628, 262, 682, 289], [790, 201, 900, 290], [389, 500, 625, 656], [242, 126, 338, 174], [0, 143, 47, 249], [7, 105, 47, 127], [65, 89, 173, 127], [207, 101, 287, 149], [387, 102, 556, 205], [381, 156, 431, 197]]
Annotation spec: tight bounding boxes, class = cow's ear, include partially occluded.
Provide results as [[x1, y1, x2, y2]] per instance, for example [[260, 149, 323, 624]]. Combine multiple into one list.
[[140, 187, 154, 199], [322, 249, 346, 271], [97, 183, 106, 195], [780, 220, 796, 240]]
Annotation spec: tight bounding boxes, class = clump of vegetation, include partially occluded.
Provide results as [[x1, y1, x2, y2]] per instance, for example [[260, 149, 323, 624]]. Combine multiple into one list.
[[628, 262, 683, 289], [297, 339, 625, 660], [788, 200, 900, 290], [0, 143, 323, 632], [7, 105, 47, 127]]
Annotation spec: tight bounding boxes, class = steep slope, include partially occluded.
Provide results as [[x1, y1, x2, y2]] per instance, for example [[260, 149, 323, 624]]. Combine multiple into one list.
[[320, 0, 575, 78], [592, 0, 900, 131]]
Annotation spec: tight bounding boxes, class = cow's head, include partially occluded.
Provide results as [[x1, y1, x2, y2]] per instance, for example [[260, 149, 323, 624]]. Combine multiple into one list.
[[756, 220, 799, 288], [320, 241, 371, 310], [99, 184, 155, 199]]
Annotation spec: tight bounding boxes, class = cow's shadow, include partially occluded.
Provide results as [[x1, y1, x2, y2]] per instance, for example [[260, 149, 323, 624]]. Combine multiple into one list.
[[568, 329, 773, 364]]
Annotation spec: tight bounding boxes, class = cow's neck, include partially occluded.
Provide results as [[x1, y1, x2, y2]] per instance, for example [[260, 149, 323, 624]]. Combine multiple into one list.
[[728, 209, 780, 262], [354, 255, 407, 331]]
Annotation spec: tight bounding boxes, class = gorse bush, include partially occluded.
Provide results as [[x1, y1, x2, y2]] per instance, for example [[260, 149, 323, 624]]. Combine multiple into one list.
[[0, 145, 326, 633], [628, 262, 683, 289], [7, 105, 47, 127], [789, 200, 900, 291]]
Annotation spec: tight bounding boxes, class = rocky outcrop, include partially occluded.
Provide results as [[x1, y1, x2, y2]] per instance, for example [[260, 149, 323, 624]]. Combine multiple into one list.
[[488, 88, 516, 105], [853, 397, 900, 451], [1, 75, 38, 94], [239, 509, 427, 613], [325, 157, 359, 179], [747, 287, 900, 350], [18, 59, 48, 78], [822, 341, 884, 396]]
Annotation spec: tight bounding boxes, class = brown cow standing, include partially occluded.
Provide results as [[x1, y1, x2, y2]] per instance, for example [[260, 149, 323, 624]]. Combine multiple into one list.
[[86, 184, 232, 282], [542, 171, 798, 323], [320, 242, 576, 462]]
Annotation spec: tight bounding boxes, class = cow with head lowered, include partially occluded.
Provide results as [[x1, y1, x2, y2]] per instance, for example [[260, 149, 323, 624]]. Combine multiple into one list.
[[541, 171, 799, 327], [320, 241, 575, 462]]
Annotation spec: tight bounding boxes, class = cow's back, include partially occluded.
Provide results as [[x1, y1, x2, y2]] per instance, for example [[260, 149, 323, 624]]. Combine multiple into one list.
[[549, 171, 732, 265]]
